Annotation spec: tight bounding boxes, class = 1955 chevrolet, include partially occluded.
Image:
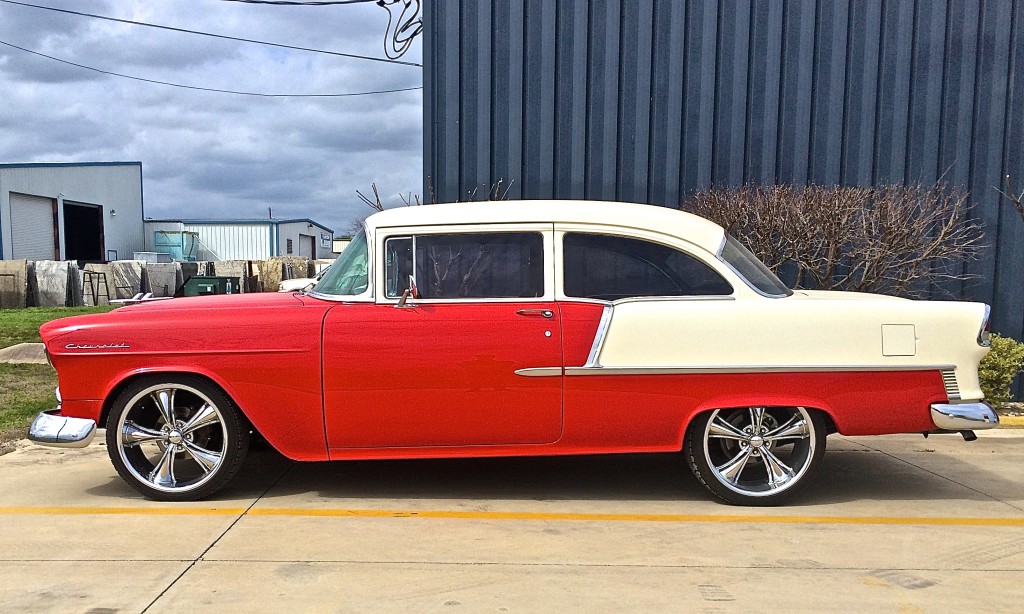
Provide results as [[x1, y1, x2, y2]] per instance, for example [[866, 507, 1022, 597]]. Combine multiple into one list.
[[29, 200, 998, 505]]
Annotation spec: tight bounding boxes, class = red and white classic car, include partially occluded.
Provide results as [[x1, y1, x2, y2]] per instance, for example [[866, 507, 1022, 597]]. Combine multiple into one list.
[[30, 201, 998, 505]]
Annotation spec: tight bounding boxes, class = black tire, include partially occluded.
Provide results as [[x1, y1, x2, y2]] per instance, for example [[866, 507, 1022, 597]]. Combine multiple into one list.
[[105, 375, 249, 501], [685, 406, 827, 506]]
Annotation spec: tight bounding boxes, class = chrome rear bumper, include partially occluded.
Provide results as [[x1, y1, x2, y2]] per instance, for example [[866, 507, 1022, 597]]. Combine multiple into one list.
[[930, 402, 999, 431], [28, 411, 97, 448]]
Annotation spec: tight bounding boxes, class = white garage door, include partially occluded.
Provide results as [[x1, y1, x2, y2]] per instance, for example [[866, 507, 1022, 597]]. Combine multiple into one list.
[[10, 193, 56, 261], [299, 233, 315, 258]]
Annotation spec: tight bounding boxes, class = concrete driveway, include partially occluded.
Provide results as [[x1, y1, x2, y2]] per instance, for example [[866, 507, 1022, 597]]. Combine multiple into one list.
[[1, 430, 1023, 613]]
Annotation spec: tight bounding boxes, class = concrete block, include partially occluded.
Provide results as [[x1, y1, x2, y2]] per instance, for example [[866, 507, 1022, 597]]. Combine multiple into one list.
[[0, 259, 29, 308]]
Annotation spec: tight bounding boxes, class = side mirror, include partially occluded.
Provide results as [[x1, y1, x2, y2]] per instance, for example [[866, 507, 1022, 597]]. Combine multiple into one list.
[[396, 275, 419, 308]]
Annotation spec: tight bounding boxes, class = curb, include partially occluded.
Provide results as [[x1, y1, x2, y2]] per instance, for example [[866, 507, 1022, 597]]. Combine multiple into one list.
[[0, 343, 47, 365], [997, 415, 1024, 428]]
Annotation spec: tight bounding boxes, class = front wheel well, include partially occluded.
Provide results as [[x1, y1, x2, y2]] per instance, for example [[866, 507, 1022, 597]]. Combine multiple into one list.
[[100, 372, 253, 432]]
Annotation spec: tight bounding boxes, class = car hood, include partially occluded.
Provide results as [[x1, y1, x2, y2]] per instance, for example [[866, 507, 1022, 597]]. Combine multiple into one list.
[[40, 292, 309, 342]]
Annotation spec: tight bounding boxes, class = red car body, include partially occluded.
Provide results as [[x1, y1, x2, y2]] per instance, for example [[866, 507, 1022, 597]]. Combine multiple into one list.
[[44, 293, 946, 460], [31, 201, 996, 505]]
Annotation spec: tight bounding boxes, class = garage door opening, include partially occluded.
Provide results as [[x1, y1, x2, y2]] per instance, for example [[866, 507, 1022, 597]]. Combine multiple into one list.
[[299, 233, 315, 258], [63, 202, 104, 262]]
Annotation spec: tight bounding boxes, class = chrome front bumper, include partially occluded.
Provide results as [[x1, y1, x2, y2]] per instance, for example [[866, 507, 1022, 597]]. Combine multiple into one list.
[[930, 402, 999, 431], [28, 411, 97, 448]]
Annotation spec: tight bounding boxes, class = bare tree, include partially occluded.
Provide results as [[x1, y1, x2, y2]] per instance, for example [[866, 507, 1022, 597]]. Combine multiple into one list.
[[683, 183, 985, 297], [996, 175, 1024, 224]]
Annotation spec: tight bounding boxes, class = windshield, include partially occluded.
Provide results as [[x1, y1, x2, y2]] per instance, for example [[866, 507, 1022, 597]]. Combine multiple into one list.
[[309, 231, 369, 296], [719, 236, 791, 297]]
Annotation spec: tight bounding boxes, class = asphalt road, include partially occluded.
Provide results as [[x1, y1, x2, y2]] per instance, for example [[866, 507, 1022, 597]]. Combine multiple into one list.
[[1, 430, 1023, 613]]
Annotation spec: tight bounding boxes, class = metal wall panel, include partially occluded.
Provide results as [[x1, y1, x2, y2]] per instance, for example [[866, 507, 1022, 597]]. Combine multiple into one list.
[[183, 224, 271, 262], [424, 0, 1024, 394]]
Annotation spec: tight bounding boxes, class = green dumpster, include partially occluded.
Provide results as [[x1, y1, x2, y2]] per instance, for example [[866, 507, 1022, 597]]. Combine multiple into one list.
[[175, 276, 241, 297]]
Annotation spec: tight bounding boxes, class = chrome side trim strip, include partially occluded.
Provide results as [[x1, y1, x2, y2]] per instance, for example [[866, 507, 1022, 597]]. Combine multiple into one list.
[[610, 295, 736, 305], [513, 367, 563, 377], [930, 402, 998, 430], [941, 369, 961, 401], [583, 304, 613, 368], [564, 364, 957, 376], [28, 411, 96, 448]]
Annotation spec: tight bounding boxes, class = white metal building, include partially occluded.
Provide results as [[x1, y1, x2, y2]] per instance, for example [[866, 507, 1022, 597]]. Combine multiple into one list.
[[0, 162, 145, 261], [144, 218, 336, 261]]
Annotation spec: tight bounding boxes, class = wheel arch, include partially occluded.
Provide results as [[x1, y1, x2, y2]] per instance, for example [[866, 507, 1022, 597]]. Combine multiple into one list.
[[100, 368, 253, 434], [681, 395, 840, 448]]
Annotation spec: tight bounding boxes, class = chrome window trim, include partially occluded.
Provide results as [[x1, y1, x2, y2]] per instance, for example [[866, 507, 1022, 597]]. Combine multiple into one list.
[[583, 304, 613, 368], [307, 223, 374, 303], [558, 229, 737, 301], [611, 295, 736, 305], [374, 224, 555, 303], [716, 236, 792, 299], [383, 235, 414, 299]]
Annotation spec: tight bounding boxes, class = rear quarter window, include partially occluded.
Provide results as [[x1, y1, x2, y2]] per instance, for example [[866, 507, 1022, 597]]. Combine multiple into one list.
[[562, 233, 733, 300]]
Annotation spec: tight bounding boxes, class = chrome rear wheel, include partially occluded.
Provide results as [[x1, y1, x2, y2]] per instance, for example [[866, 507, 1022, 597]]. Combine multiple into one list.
[[686, 406, 826, 506]]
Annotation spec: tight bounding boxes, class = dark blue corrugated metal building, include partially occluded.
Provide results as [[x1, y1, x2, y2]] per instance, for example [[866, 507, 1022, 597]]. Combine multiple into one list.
[[423, 0, 1024, 393]]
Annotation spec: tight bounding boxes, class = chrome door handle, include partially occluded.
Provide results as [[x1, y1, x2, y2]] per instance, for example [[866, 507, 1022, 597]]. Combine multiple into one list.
[[516, 309, 553, 318]]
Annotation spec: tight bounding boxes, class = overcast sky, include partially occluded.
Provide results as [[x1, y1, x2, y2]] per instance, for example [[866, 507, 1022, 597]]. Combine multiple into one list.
[[0, 0, 423, 233]]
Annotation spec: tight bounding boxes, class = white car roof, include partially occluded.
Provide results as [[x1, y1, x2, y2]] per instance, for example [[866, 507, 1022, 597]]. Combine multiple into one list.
[[365, 200, 727, 254]]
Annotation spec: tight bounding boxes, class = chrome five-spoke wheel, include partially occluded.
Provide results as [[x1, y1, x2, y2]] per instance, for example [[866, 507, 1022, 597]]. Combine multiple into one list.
[[685, 406, 826, 506], [105, 376, 249, 501]]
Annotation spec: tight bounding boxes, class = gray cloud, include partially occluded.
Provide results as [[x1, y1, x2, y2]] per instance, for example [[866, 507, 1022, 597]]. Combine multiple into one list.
[[0, 0, 423, 232]]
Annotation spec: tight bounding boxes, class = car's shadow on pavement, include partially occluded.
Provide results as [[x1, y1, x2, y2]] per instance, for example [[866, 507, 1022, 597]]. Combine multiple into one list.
[[84, 440, 1021, 507]]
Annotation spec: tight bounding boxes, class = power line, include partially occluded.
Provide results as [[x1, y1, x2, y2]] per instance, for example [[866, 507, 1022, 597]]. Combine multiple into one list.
[[220, 1, 375, 5], [0, 0, 420, 67], [0, 39, 422, 97]]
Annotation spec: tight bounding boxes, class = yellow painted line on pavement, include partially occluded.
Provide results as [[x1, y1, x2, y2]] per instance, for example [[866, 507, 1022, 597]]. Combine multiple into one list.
[[1, 506, 1024, 527]]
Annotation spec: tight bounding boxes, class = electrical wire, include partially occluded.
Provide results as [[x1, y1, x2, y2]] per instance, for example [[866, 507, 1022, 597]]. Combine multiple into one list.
[[219, 1, 375, 5], [0, 0, 420, 67], [0, 39, 422, 97]]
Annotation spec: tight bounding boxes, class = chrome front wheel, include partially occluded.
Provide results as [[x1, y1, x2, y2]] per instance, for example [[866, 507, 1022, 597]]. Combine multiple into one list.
[[106, 377, 249, 501], [685, 406, 826, 506]]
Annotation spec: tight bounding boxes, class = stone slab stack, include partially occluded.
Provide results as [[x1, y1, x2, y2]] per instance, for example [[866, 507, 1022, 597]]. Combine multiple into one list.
[[278, 257, 313, 280], [213, 260, 250, 293], [82, 263, 114, 306], [258, 259, 285, 292], [0, 259, 30, 308], [33, 261, 72, 307], [110, 261, 146, 299], [146, 263, 182, 297]]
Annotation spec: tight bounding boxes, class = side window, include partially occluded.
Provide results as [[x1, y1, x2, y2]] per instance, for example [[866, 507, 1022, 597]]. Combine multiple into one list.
[[385, 232, 544, 299], [562, 233, 733, 300]]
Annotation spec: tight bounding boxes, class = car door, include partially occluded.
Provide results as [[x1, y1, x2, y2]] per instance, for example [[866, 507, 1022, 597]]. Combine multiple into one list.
[[322, 227, 563, 449]]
